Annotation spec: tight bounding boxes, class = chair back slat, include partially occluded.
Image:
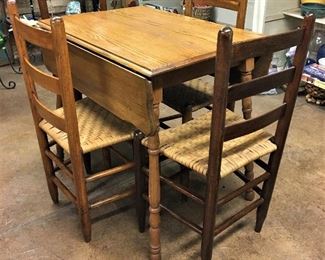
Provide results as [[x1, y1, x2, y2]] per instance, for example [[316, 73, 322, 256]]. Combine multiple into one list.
[[24, 58, 61, 94], [232, 29, 304, 63], [33, 96, 66, 131], [224, 104, 287, 141], [227, 67, 295, 103], [13, 16, 53, 50], [204, 0, 240, 11]]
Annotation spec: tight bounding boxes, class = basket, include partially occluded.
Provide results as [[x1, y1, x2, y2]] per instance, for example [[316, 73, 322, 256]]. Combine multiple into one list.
[[192, 6, 213, 21], [305, 83, 325, 106]]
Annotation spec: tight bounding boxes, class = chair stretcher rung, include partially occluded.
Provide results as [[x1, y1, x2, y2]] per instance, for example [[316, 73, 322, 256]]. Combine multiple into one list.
[[53, 158, 71, 172], [143, 194, 202, 235], [159, 113, 182, 122], [214, 198, 264, 236], [217, 172, 270, 207], [160, 203, 203, 234], [86, 161, 135, 182], [160, 175, 204, 205], [48, 140, 56, 147], [142, 167, 204, 205], [51, 176, 77, 205], [234, 170, 263, 196], [89, 188, 134, 209], [255, 158, 269, 171], [45, 149, 73, 180]]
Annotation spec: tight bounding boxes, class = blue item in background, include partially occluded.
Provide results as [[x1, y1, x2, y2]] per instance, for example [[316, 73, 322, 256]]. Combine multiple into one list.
[[66, 1, 81, 15], [317, 44, 325, 63]]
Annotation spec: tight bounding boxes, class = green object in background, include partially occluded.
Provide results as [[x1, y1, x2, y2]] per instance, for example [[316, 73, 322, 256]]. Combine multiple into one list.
[[0, 31, 6, 49]]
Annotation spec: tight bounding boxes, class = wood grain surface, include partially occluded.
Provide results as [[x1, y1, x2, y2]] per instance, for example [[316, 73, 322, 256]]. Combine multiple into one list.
[[39, 6, 262, 77]]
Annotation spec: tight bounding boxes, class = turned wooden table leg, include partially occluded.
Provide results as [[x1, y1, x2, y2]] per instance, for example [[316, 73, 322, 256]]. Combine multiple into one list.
[[148, 90, 162, 260], [239, 58, 255, 201]]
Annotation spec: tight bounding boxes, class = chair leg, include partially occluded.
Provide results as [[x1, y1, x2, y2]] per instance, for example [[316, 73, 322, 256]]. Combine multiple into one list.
[[180, 106, 192, 202], [255, 154, 281, 233], [227, 101, 235, 111], [241, 97, 255, 201], [134, 131, 147, 233], [182, 105, 193, 123], [102, 147, 112, 169], [71, 153, 91, 242], [83, 152, 91, 174], [201, 178, 219, 260], [244, 163, 255, 201], [180, 167, 190, 202], [37, 130, 59, 204], [55, 95, 64, 160]]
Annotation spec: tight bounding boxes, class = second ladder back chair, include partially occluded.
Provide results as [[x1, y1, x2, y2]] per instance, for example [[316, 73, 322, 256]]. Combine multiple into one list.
[[163, 0, 256, 201], [8, 0, 138, 242], [138, 15, 315, 259], [163, 0, 249, 124]]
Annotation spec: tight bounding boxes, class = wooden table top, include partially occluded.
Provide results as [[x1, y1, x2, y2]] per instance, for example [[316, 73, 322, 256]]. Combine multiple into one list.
[[39, 6, 262, 77]]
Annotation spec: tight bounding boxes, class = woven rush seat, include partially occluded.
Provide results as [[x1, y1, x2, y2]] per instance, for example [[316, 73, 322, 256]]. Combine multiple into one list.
[[40, 97, 135, 154], [143, 110, 277, 178], [163, 76, 214, 113]]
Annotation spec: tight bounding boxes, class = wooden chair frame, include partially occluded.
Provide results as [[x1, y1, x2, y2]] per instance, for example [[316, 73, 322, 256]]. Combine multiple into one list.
[[8, 0, 138, 242], [184, 0, 248, 29], [137, 15, 315, 259]]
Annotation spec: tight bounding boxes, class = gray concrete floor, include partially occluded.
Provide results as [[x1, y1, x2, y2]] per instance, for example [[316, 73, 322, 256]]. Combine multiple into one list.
[[0, 65, 324, 259]]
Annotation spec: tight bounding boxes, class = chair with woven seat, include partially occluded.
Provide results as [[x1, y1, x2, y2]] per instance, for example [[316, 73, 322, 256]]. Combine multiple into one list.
[[163, 0, 249, 124], [137, 15, 314, 259], [163, 0, 269, 202], [8, 0, 139, 242]]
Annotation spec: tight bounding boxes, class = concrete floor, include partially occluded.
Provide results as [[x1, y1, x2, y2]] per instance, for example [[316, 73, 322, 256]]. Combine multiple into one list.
[[0, 65, 324, 260]]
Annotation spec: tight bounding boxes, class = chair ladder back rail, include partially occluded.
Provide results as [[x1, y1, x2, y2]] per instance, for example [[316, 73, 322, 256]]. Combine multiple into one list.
[[227, 67, 295, 103], [99, 0, 108, 11], [224, 103, 287, 142], [50, 17, 88, 224], [273, 14, 315, 151], [13, 16, 53, 50], [37, 0, 50, 19], [232, 28, 304, 64], [201, 27, 233, 259], [33, 96, 66, 131], [50, 17, 81, 150], [208, 28, 233, 183], [24, 57, 61, 94], [200, 0, 247, 28]]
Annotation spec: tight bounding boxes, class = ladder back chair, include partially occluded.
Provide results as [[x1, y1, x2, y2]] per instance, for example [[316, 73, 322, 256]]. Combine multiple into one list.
[[8, 0, 138, 242], [138, 15, 315, 259], [163, 0, 249, 125], [163, 0, 258, 201]]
